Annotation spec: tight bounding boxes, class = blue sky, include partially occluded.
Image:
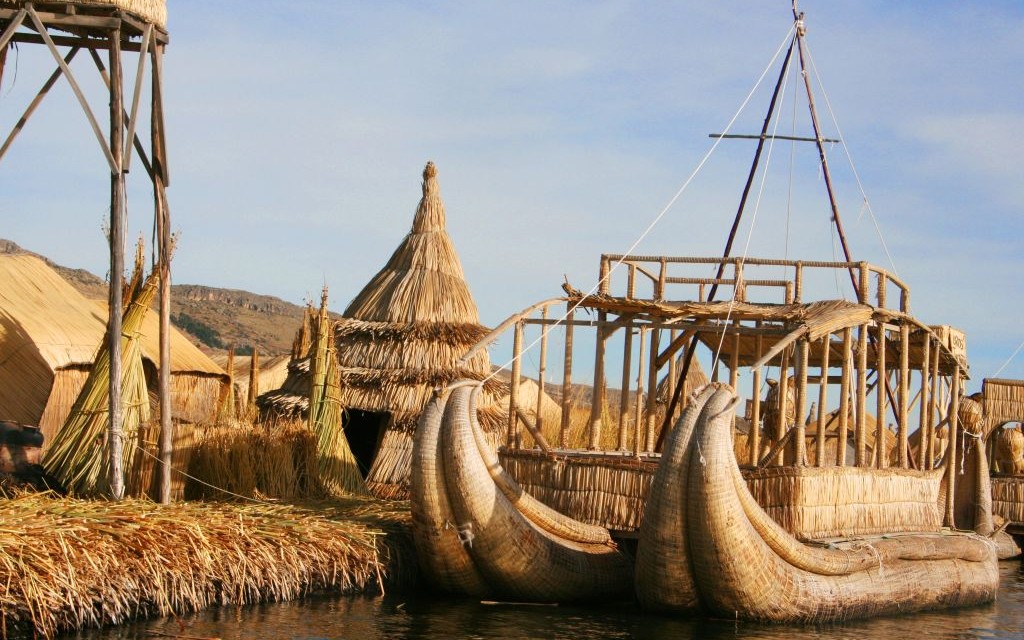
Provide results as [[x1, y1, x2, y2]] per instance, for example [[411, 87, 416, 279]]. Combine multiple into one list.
[[1, 1, 1022, 385]]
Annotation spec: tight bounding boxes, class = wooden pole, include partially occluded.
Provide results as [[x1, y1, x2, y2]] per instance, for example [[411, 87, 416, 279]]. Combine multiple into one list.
[[507, 321, 523, 448], [0, 48, 79, 165], [926, 340, 940, 469], [875, 324, 888, 468], [618, 325, 633, 451], [945, 367, 961, 527], [559, 306, 574, 449], [855, 325, 868, 467], [917, 336, 931, 469], [588, 312, 608, 450], [750, 331, 763, 466], [634, 327, 647, 453], [837, 327, 852, 466], [774, 348, 790, 466], [815, 334, 830, 466], [107, 26, 125, 500], [645, 328, 661, 452], [729, 332, 740, 435], [152, 42, 173, 503], [794, 339, 808, 466], [898, 323, 910, 468], [535, 306, 549, 436]]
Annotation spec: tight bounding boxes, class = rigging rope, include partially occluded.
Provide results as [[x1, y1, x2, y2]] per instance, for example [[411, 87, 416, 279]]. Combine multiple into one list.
[[802, 38, 901, 282], [482, 23, 799, 385], [992, 337, 1024, 378]]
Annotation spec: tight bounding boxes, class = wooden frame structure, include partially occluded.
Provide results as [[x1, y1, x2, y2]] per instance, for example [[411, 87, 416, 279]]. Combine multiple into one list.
[[476, 253, 969, 530], [0, 1, 172, 500]]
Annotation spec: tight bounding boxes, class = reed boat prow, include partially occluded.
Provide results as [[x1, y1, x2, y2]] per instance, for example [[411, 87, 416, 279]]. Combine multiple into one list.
[[410, 380, 633, 603], [635, 382, 999, 622]]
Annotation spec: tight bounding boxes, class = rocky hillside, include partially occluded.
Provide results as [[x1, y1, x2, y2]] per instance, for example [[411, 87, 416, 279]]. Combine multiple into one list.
[[1, 239, 307, 355]]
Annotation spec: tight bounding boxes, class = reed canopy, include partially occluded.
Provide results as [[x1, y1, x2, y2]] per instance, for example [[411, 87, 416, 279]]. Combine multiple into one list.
[[0, 0, 167, 29], [261, 162, 503, 498], [0, 254, 227, 446]]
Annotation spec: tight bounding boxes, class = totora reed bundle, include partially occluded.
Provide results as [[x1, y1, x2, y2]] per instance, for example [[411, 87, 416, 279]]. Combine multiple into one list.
[[42, 257, 158, 496], [0, 492, 411, 638], [308, 286, 367, 496]]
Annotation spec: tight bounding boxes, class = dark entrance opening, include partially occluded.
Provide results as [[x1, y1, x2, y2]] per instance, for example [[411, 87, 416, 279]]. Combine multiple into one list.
[[345, 409, 388, 476]]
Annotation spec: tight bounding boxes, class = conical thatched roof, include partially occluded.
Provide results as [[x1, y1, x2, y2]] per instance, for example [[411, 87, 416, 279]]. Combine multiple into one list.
[[258, 162, 504, 499]]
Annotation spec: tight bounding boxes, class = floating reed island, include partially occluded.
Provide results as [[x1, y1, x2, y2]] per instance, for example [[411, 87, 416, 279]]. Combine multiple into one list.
[[0, 492, 414, 638]]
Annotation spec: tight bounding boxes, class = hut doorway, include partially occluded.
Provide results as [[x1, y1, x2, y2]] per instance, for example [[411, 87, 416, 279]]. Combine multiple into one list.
[[345, 410, 388, 475]]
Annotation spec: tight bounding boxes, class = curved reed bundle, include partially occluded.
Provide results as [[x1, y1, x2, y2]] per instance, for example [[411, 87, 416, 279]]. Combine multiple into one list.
[[410, 382, 632, 603], [0, 492, 409, 638]]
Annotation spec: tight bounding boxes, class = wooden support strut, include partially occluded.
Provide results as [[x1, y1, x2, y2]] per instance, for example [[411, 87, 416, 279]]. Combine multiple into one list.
[[107, 25, 125, 499], [0, 47, 79, 166]]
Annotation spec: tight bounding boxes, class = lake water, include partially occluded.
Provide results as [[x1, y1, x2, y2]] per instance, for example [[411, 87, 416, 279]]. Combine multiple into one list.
[[61, 560, 1024, 640]]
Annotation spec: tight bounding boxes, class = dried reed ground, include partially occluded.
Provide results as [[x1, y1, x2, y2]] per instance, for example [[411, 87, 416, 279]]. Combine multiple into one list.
[[0, 493, 414, 638]]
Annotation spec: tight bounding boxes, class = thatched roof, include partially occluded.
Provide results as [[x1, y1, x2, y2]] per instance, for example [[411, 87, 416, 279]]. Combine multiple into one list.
[[0, 0, 168, 29], [260, 161, 496, 424], [0, 254, 225, 427]]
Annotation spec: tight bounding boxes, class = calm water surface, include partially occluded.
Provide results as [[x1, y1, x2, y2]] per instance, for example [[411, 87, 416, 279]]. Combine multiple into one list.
[[64, 560, 1024, 640]]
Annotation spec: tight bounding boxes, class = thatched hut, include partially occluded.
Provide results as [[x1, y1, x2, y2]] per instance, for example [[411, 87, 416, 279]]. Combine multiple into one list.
[[260, 162, 503, 498], [0, 254, 227, 446]]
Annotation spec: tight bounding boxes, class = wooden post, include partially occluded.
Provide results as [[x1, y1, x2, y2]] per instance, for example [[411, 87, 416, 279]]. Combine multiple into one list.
[[855, 325, 868, 467], [898, 323, 910, 468], [634, 327, 647, 453], [667, 329, 678, 422], [644, 328, 661, 452], [815, 334, 830, 467], [926, 340, 940, 469], [107, 27, 126, 500], [588, 312, 609, 450], [917, 336, 931, 469], [875, 324, 888, 468], [838, 328, 852, 466], [774, 348, 790, 466], [729, 332, 740, 437], [945, 367, 961, 527], [536, 306, 549, 436], [794, 339, 808, 466], [507, 321, 523, 448], [559, 306, 574, 448], [617, 325, 633, 451], [153, 42, 173, 504], [750, 332, 763, 466]]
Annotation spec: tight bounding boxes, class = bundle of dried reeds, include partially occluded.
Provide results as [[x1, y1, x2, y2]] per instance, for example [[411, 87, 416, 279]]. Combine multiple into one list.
[[991, 476, 1024, 523], [215, 346, 237, 424], [0, 492, 410, 638], [308, 288, 366, 496], [185, 419, 321, 501], [42, 269, 158, 496]]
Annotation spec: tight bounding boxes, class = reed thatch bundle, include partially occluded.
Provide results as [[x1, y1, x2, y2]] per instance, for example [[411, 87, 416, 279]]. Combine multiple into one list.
[[744, 465, 944, 540], [260, 162, 503, 499], [185, 419, 321, 501], [308, 288, 366, 496], [996, 426, 1024, 474], [41, 268, 158, 496], [991, 475, 1024, 523], [0, 254, 228, 444], [498, 449, 657, 531], [983, 378, 1024, 436], [0, 492, 411, 638], [0, 0, 169, 29]]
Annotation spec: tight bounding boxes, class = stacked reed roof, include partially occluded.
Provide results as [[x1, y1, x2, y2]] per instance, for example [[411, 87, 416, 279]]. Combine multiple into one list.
[[260, 162, 503, 498]]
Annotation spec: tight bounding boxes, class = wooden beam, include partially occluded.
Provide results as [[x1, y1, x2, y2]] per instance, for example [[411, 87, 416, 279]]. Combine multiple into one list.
[[749, 325, 808, 372], [0, 47, 78, 166], [122, 22, 151, 169], [27, 5, 117, 173], [107, 25, 125, 500], [0, 7, 27, 50], [8, 31, 152, 51]]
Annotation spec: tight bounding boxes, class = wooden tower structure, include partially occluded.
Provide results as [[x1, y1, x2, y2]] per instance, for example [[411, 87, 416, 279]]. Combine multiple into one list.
[[0, 1, 173, 500]]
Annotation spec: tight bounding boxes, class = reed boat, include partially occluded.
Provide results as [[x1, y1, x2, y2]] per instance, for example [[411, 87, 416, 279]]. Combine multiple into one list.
[[411, 3, 1007, 619], [635, 382, 997, 621], [410, 379, 632, 603]]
